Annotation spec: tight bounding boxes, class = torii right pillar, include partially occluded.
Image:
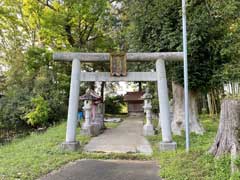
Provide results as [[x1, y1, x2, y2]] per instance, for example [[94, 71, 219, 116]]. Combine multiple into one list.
[[156, 59, 177, 151]]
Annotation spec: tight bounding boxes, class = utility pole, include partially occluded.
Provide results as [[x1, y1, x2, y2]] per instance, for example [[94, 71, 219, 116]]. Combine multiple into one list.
[[182, 0, 190, 152]]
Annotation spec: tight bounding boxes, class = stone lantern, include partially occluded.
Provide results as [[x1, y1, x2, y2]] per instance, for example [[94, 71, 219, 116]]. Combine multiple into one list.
[[80, 89, 102, 136], [142, 88, 154, 136]]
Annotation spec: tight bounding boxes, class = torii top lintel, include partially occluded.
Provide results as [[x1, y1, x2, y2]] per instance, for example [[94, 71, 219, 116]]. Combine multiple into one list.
[[53, 52, 183, 62]]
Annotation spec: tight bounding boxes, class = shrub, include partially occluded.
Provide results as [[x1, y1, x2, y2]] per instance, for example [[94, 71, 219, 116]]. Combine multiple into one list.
[[105, 95, 124, 114], [25, 96, 49, 127], [0, 47, 69, 139]]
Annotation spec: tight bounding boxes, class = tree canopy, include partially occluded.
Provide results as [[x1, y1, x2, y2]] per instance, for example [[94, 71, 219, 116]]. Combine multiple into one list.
[[125, 0, 240, 93], [0, 0, 240, 134]]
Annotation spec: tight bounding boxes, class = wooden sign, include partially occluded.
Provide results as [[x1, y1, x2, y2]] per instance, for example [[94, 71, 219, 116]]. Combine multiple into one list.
[[110, 53, 127, 77]]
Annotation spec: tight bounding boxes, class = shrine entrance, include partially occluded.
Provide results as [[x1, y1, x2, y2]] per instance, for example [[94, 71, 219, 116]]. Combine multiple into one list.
[[53, 52, 183, 151]]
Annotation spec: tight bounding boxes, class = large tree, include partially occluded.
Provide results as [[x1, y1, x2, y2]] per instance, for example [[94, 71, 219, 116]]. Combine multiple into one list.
[[208, 1, 240, 157], [0, 0, 115, 133], [123, 0, 237, 134]]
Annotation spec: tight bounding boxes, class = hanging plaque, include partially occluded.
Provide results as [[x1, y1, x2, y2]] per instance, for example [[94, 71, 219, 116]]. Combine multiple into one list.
[[110, 52, 127, 77]]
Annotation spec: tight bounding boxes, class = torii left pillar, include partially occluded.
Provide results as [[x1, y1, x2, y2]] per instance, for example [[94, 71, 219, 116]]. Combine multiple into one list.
[[61, 59, 81, 151]]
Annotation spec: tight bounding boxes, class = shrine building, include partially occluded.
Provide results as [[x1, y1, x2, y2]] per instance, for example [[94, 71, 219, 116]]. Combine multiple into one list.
[[124, 91, 144, 116]]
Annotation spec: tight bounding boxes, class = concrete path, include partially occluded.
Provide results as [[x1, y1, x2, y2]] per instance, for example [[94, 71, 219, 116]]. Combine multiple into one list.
[[84, 116, 153, 155], [40, 160, 161, 180]]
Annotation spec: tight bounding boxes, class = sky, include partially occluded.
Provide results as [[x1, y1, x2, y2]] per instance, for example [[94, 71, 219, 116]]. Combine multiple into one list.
[[116, 82, 135, 95]]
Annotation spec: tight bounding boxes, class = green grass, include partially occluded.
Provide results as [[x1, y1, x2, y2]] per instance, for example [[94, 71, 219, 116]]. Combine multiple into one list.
[[104, 114, 126, 129], [148, 115, 232, 180], [0, 122, 88, 180], [104, 117, 124, 129], [105, 122, 121, 129], [104, 114, 128, 118], [1, 115, 235, 180], [0, 120, 148, 180]]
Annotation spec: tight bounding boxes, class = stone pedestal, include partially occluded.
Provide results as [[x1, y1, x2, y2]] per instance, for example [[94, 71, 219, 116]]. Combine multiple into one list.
[[90, 116, 102, 136], [90, 103, 104, 136], [91, 123, 101, 136], [94, 113, 104, 130], [91, 114, 104, 135], [159, 141, 177, 151], [81, 124, 95, 136], [95, 103, 105, 129], [143, 124, 154, 136], [61, 141, 80, 151]]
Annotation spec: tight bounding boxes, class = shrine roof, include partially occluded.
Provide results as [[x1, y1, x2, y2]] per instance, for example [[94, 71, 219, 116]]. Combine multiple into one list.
[[80, 90, 102, 101]]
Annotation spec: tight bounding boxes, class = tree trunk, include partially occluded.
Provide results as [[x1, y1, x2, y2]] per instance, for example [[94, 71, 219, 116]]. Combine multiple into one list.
[[171, 82, 204, 135], [207, 89, 221, 117], [101, 82, 105, 101], [138, 82, 142, 92], [207, 93, 213, 115], [209, 99, 240, 157], [90, 82, 95, 90], [202, 94, 208, 113], [197, 94, 207, 114]]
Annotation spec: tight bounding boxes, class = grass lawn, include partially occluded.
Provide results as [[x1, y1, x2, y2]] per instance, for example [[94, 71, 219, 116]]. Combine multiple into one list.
[[104, 116, 125, 129], [0, 122, 89, 180], [0, 120, 149, 180], [1, 115, 237, 180], [104, 121, 121, 129], [148, 115, 233, 180]]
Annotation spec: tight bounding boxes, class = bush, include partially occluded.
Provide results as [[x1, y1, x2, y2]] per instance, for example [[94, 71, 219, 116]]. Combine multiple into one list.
[[0, 47, 69, 140], [105, 95, 125, 114], [25, 96, 49, 127]]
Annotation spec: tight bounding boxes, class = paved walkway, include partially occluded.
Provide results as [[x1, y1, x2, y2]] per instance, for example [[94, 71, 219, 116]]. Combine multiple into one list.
[[84, 116, 153, 155], [39, 117, 159, 180], [40, 160, 161, 180]]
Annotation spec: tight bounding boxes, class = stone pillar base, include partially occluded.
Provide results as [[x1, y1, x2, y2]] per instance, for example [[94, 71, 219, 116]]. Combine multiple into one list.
[[159, 141, 177, 151], [81, 125, 95, 136], [91, 123, 102, 136], [95, 114, 104, 129], [143, 124, 155, 136], [61, 141, 80, 151]]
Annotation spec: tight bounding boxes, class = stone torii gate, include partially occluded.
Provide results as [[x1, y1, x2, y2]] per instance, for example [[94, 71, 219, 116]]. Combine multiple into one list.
[[53, 52, 183, 151]]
